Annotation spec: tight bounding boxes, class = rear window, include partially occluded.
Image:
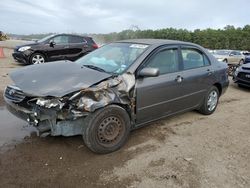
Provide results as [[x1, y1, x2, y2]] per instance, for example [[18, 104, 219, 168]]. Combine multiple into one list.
[[85, 37, 96, 45], [181, 49, 210, 69], [69, 36, 86, 44]]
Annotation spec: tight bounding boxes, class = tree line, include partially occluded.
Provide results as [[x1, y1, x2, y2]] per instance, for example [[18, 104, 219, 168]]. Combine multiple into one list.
[[93, 25, 250, 50], [8, 25, 250, 50]]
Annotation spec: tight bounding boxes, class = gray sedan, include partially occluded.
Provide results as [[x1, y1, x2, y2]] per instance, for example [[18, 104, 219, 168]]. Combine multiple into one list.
[[4, 39, 229, 153]]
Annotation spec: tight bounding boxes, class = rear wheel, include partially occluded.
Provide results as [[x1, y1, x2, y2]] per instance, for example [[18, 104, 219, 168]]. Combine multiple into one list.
[[30, 53, 45, 64], [83, 105, 131, 154], [198, 86, 219, 115]]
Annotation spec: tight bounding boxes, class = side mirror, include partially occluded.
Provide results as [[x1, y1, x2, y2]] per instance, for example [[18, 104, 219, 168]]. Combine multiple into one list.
[[49, 40, 56, 47], [138, 67, 160, 78]]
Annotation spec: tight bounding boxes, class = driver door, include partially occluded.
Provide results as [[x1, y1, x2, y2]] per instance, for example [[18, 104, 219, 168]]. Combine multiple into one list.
[[135, 46, 185, 125], [46, 35, 70, 61]]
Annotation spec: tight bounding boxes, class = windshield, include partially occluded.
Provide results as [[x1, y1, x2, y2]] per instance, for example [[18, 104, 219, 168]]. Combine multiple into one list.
[[75, 43, 149, 74], [214, 50, 230, 55], [37, 34, 55, 43]]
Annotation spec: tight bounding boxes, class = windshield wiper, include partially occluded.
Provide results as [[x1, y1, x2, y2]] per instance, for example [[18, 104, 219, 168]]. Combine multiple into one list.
[[82, 65, 107, 73]]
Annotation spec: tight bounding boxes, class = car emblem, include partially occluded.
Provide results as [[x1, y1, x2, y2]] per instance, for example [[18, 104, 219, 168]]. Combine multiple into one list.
[[245, 74, 250, 78], [9, 89, 16, 96]]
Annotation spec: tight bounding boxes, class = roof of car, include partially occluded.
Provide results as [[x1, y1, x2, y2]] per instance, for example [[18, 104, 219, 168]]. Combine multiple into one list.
[[117, 38, 197, 46], [58, 33, 92, 38]]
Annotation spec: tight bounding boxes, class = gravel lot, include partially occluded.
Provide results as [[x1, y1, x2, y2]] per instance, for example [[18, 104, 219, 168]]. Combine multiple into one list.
[[0, 42, 249, 188]]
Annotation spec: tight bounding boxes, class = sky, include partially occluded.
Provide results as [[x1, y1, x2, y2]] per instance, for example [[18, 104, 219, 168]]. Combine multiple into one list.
[[0, 0, 250, 34]]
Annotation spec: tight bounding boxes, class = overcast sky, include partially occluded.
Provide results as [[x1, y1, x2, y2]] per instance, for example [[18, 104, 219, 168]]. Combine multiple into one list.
[[1, 0, 250, 34]]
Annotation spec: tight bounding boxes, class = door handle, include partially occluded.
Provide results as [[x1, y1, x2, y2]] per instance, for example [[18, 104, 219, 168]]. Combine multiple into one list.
[[207, 69, 213, 76], [175, 75, 183, 83], [64, 46, 70, 49]]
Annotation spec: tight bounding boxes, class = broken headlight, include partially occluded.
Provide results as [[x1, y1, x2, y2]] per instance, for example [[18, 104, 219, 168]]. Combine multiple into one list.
[[36, 98, 65, 109]]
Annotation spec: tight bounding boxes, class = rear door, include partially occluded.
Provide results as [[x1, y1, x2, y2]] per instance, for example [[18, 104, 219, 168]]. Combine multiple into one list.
[[67, 36, 88, 61], [178, 46, 214, 109], [46, 35, 70, 61], [229, 51, 239, 64], [135, 46, 185, 125]]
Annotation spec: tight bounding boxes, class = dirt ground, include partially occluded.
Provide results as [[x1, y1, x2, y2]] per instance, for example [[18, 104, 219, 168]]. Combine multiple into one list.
[[0, 44, 250, 188]]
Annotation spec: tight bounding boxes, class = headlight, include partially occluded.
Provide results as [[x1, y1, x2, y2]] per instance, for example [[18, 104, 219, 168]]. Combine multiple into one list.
[[217, 58, 223, 62], [36, 98, 64, 109], [18, 46, 31, 52]]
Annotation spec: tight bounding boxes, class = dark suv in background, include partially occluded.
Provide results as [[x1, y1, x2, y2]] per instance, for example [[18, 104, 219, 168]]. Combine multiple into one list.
[[12, 34, 98, 64]]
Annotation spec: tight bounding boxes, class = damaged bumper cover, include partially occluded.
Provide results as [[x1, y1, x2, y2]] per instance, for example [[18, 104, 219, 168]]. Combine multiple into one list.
[[4, 73, 135, 136]]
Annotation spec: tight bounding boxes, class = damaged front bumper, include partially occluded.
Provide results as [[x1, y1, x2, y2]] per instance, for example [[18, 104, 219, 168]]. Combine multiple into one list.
[[4, 96, 88, 136], [4, 73, 136, 137]]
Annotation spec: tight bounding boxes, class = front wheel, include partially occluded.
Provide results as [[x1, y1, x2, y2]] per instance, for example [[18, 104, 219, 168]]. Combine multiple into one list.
[[30, 53, 46, 64], [83, 105, 131, 154], [198, 86, 219, 115]]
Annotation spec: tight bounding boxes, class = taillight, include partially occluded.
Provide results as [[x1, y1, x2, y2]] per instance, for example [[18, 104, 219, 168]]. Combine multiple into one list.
[[92, 43, 98, 49]]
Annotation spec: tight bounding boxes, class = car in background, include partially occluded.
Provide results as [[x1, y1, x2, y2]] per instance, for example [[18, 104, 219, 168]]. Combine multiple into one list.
[[207, 49, 216, 54], [233, 63, 250, 87], [241, 51, 250, 64], [12, 34, 98, 65], [213, 50, 245, 65], [4, 39, 229, 153]]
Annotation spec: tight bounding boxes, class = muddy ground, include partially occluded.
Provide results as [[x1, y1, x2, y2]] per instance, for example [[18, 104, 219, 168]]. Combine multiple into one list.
[[0, 44, 249, 188]]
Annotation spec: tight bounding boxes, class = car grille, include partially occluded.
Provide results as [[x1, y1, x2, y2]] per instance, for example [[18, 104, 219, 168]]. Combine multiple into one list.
[[237, 72, 250, 82], [4, 85, 26, 103]]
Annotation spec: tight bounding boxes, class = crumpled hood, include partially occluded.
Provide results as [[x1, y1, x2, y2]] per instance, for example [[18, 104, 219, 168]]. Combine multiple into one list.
[[10, 61, 112, 97]]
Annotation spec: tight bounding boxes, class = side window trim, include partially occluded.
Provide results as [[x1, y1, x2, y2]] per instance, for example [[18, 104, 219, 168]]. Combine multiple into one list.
[[180, 45, 211, 70], [68, 36, 88, 44], [136, 45, 181, 76], [52, 35, 69, 45]]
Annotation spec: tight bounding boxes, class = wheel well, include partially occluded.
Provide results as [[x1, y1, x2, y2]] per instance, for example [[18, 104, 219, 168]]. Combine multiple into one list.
[[113, 103, 131, 114], [29, 51, 47, 63], [213, 83, 222, 96]]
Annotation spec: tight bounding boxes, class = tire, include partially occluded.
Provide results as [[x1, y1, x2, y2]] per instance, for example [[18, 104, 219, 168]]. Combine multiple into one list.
[[239, 59, 244, 65], [198, 86, 219, 115], [30, 53, 46, 64], [83, 105, 131, 154]]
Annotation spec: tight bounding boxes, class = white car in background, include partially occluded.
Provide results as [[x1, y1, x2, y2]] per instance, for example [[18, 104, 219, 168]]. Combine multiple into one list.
[[213, 50, 245, 65]]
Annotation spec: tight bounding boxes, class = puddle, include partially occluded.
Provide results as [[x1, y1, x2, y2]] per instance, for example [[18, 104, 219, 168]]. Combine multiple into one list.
[[0, 106, 37, 147]]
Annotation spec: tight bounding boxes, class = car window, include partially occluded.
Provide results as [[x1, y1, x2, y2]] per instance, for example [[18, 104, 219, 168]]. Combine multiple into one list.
[[181, 49, 208, 70], [230, 51, 237, 55], [236, 51, 242, 55], [145, 49, 179, 75], [52, 35, 69, 44], [85, 37, 95, 45], [204, 55, 210, 66], [69, 36, 86, 44], [75, 43, 148, 74]]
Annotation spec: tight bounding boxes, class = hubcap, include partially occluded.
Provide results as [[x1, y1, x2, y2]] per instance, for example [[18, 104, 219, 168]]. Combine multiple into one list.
[[32, 54, 45, 64], [97, 116, 124, 146], [207, 90, 218, 111]]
